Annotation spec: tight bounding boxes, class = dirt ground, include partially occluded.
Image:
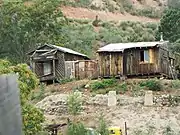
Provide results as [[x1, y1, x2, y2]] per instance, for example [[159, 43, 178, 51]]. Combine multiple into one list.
[[61, 6, 160, 23], [36, 79, 180, 135], [39, 94, 180, 135]]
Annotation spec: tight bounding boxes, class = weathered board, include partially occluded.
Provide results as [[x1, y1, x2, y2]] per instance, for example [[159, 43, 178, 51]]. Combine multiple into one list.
[[0, 74, 23, 135], [65, 61, 76, 78], [75, 60, 98, 79], [98, 52, 123, 77]]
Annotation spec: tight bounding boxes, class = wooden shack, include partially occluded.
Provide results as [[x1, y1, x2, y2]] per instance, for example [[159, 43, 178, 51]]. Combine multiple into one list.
[[75, 60, 98, 80], [97, 41, 177, 79], [28, 44, 89, 82]]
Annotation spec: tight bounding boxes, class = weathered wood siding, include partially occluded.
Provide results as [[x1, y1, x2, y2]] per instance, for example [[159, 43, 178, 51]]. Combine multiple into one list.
[[55, 51, 65, 80], [35, 62, 44, 77], [29, 45, 89, 81], [75, 60, 98, 79], [64, 53, 88, 61], [123, 47, 159, 75], [65, 61, 76, 78], [98, 52, 123, 77], [158, 47, 170, 76]]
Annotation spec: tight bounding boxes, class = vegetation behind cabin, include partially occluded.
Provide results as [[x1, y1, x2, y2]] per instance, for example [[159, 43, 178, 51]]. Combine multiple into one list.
[[0, 0, 180, 134]]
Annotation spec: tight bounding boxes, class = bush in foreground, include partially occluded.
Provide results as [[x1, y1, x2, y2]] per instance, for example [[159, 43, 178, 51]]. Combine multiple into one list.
[[0, 59, 45, 134], [139, 79, 163, 91]]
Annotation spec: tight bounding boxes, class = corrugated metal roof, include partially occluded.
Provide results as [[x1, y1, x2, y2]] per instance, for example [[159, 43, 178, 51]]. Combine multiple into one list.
[[97, 41, 168, 52], [46, 44, 88, 57]]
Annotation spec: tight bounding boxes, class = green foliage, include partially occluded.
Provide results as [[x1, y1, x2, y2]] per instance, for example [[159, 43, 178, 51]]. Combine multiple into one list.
[[163, 125, 178, 135], [66, 122, 88, 135], [139, 79, 163, 91], [22, 103, 44, 135], [102, 78, 117, 87], [99, 21, 157, 43], [62, 0, 92, 8], [60, 78, 75, 84], [90, 81, 106, 90], [157, 8, 180, 45], [131, 8, 162, 18], [168, 95, 180, 106], [97, 114, 109, 135], [67, 92, 83, 116], [90, 79, 117, 90], [31, 83, 46, 102], [131, 83, 144, 97], [61, 24, 96, 57], [115, 82, 128, 94], [0, 59, 45, 134], [0, 0, 66, 63], [171, 80, 180, 89]]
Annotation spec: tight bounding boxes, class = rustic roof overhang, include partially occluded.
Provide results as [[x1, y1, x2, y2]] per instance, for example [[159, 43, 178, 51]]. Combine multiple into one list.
[[28, 44, 89, 59], [97, 41, 169, 52]]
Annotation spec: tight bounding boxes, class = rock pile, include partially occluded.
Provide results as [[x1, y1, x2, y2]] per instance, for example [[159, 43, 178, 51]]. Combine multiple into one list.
[[36, 94, 68, 115], [154, 95, 180, 107], [86, 94, 108, 106]]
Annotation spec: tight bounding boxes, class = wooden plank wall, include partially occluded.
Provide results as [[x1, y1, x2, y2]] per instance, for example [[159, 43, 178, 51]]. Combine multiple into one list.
[[35, 62, 43, 77], [98, 52, 123, 77], [65, 61, 76, 78], [64, 53, 87, 61], [55, 52, 65, 79], [124, 47, 159, 75], [98, 47, 162, 77], [158, 47, 170, 76], [75, 60, 98, 79]]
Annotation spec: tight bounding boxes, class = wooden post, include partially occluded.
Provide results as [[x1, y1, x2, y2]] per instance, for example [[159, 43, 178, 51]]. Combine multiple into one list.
[[53, 59, 55, 84], [125, 122, 127, 135]]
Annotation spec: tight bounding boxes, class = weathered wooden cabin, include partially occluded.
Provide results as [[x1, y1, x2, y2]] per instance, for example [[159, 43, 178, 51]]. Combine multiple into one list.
[[28, 44, 90, 82], [97, 41, 177, 79]]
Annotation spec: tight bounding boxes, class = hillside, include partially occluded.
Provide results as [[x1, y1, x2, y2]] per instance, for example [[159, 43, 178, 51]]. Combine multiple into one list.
[[61, 6, 159, 23], [0, 0, 164, 63], [59, 0, 165, 58], [61, 0, 167, 19]]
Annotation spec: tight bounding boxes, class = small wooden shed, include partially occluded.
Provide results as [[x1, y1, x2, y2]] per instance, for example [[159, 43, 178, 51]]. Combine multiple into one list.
[[28, 44, 89, 82], [97, 41, 177, 79]]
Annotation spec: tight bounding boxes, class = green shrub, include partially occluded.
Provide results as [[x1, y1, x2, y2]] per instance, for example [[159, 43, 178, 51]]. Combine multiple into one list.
[[115, 82, 128, 94], [131, 84, 144, 97], [0, 60, 45, 134], [67, 122, 88, 135], [97, 114, 109, 135], [171, 80, 180, 89], [136, 8, 162, 18], [90, 81, 106, 90], [99, 21, 156, 44], [60, 78, 75, 84], [90, 78, 117, 91], [67, 92, 83, 116], [139, 79, 163, 91], [31, 83, 46, 102], [102, 78, 117, 87]]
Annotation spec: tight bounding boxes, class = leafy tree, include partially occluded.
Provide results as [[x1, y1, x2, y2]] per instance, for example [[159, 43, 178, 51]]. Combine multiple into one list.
[[61, 24, 96, 57], [0, 0, 66, 63], [158, 9, 180, 43], [0, 59, 45, 135]]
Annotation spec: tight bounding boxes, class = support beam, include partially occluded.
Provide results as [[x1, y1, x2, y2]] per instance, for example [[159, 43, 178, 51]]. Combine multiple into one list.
[[53, 59, 56, 84]]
